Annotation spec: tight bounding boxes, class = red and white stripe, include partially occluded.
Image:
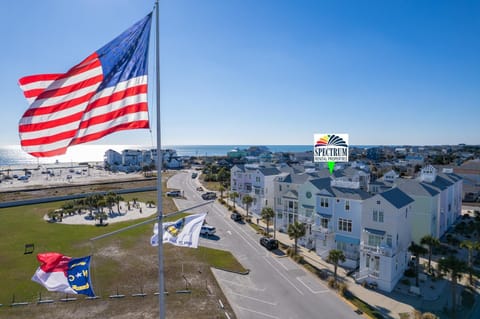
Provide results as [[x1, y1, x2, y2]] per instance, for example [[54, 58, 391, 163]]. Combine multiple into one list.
[[18, 53, 149, 157], [31, 252, 77, 295]]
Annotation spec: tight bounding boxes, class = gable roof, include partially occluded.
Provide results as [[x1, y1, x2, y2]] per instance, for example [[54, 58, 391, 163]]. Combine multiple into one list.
[[258, 167, 281, 176], [379, 188, 414, 209]]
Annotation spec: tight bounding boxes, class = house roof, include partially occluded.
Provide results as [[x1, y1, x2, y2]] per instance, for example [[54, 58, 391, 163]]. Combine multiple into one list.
[[379, 188, 414, 209], [309, 177, 371, 200], [258, 167, 281, 176], [283, 190, 298, 199], [395, 179, 439, 197]]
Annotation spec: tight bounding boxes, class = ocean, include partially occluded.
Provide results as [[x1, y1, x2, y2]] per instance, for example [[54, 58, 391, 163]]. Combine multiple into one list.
[[0, 144, 319, 167]]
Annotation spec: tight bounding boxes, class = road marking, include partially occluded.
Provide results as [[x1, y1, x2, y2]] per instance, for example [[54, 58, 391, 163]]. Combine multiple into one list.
[[219, 278, 266, 291], [263, 257, 304, 295], [227, 230, 232, 235], [229, 291, 277, 305], [296, 277, 329, 294], [236, 305, 279, 318]]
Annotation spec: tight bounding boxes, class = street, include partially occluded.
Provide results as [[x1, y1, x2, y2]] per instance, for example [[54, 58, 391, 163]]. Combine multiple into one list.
[[168, 170, 361, 319]]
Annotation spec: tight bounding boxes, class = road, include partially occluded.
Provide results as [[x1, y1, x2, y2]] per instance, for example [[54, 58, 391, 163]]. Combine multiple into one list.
[[168, 170, 361, 319]]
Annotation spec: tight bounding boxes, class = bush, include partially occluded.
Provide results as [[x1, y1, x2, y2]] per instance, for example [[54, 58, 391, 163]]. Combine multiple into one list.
[[404, 268, 415, 277], [401, 278, 410, 285], [338, 282, 348, 296], [327, 276, 336, 288], [421, 312, 437, 319]]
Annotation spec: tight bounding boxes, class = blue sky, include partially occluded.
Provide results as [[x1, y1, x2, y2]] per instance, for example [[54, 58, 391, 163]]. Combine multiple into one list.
[[1, 0, 479, 147]]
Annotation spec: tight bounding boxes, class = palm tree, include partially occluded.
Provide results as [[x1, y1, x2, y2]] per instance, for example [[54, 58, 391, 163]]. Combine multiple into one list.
[[327, 249, 346, 283], [114, 195, 124, 213], [218, 185, 225, 199], [287, 221, 306, 255], [420, 235, 440, 274], [459, 240, 480, 285], [146, 200, 155, 208], [261, 207, 275, 236], [242, 195, 253, 218], [438, 255, 467, 317], [95, 211, 108, 226], [408, 241, 428, 287], [229, 192, 239, 208]]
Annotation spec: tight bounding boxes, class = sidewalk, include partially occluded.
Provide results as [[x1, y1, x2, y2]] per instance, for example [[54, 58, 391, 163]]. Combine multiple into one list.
[[227, 200, 418, 319]]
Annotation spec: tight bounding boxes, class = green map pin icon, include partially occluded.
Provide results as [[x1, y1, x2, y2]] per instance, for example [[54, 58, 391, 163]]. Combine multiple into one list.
[[328, 161, 335, 174]]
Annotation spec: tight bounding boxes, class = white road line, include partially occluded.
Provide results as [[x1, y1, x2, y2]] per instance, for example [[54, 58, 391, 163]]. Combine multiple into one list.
[[296, 277, 329, 294], [227, 230, 232, 235], [219, 278, 266, 291], [271, 256, 290, 271], [229, 291, 277, 305], [263, 257, 304, 295], [236, 305, 279, 319]]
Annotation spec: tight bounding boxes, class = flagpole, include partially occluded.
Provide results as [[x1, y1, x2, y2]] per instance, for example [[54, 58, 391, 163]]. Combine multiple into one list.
[[154, 1, 165, 318]]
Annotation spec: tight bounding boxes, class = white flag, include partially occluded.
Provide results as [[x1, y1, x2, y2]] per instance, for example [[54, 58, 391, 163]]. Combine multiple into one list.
[[151, 213, 207, 248]]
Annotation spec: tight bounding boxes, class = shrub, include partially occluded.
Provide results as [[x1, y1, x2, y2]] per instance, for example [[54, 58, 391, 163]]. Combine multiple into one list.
[[421, 312, 437, 319], [404, 268, 415, 277], [327, 277, 336, 288], [338, 282, 348, 296], [401, 278, 410, 285]]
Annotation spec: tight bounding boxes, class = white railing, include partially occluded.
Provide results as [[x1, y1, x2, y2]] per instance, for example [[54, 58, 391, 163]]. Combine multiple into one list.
[[360, 242, 393, 257]]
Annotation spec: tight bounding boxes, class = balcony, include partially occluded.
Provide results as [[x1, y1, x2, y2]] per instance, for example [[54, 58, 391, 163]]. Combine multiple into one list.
[[360, 242, 393, 257]]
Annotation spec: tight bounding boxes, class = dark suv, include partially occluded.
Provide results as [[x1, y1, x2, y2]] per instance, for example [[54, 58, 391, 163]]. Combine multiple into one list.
[[230, 212, 242, 222], [260, 237, 278, 250], [201, 192, 217, 200]]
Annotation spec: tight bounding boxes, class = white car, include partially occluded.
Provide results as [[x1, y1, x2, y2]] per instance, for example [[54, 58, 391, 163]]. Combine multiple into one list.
[[200, 225, 216, 236]]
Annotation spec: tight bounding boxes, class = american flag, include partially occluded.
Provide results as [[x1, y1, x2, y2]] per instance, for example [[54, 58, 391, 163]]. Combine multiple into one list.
[[18, 13, 152, 157]]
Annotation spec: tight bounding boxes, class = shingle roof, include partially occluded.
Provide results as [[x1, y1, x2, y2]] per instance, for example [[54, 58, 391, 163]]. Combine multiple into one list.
[[258, 167, 281, 176], [379, 188, 414, 209], [309, 177, 371, 200], [395, 179, 439, 197]]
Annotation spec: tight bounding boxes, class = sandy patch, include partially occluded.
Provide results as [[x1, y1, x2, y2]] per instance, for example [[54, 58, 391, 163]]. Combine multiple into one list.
[[44, 201, 157, 225]]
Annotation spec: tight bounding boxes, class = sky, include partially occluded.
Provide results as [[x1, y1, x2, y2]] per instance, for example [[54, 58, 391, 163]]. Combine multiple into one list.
[[1, 0, 479, 147]]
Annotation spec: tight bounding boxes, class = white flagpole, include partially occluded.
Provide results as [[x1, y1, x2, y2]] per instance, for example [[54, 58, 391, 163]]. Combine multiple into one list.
[[154, 1, 165, 318]]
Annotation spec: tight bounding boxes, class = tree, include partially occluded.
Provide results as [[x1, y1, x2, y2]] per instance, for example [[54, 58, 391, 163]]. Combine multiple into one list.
[[420, 235, 440, 274], [114, 195, 124, 213], [146, 200, 155, 208], [242, 195, 253, 218], [327, 249, 346, 283], [218, 185, 225, 199], [287, 221, 306, 256], [408, 241, 428, 287], [261, 207, 275, 236], [229, 192, 239, 208], [438, 255, 468, 317], [95, 211, 108, 226], [459, 240, 480, 285]]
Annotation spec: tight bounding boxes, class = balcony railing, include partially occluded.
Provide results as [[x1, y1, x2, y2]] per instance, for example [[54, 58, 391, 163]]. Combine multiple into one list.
[[360, 242, 393, 257]]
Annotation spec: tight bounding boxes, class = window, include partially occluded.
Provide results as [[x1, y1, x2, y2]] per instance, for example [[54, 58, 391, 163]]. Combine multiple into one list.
[[279, 185, 282, 191], [306, 191, 312, 199], [386, 234, 392, 247], [277, 197, 282, 205], [368, 234, 382, 247], [376, 200, 381, 205], [366, 254, 370, 268], [338, 218, 352, 232], [321, 217, 329, 229], [306, 208, 313, 218], [321, 197, 329, 208], [255, 176, 260, 183], [345, 200, 350, 211], [379, 211, 384, 223], [373, 210, 378, 222], [337, 241, 347, 251]]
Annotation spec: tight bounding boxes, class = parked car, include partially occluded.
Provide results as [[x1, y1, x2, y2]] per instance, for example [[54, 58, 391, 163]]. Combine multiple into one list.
[[166, 190, 182, 197], [201, 192, 217, 200], [200, 225, 216, 236], [230, 212, 242, 222], [260, 237, 278, 250], [191, 172, 198, 179]]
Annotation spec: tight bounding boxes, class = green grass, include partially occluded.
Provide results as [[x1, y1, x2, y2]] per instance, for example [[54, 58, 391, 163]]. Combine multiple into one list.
[[0, 192, 244, 305], [343, 291, 385, 319]]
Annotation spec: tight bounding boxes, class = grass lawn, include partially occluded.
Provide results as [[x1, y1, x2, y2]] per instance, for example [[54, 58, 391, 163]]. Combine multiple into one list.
[[0, 190, 245, 318]]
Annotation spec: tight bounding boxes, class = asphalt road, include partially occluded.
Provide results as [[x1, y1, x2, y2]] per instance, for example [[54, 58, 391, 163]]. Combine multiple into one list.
[[168, 170, 361, 319]]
